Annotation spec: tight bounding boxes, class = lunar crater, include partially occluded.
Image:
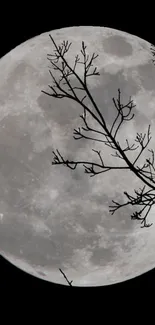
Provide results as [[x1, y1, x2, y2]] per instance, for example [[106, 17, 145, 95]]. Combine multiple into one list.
[[103, 35, 133, 57]]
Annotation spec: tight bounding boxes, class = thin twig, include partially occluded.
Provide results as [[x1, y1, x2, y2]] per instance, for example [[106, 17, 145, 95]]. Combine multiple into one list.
[[59, 268, 73, 286]]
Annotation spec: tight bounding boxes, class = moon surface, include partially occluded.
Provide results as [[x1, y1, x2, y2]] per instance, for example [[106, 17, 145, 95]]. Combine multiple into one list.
[[0, 26, 155, 286]]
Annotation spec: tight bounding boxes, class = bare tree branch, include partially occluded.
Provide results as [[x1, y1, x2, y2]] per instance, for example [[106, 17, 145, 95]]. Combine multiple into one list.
[[151, 44, 155, 64], [41, 35, 155, 228], [52, 148, 130, 177], [59, 268, 73, 286], [109, 185, 154, 228]]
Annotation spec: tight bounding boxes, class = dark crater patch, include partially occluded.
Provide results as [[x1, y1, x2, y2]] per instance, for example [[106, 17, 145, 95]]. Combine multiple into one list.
[[103, 35, 133, 57]]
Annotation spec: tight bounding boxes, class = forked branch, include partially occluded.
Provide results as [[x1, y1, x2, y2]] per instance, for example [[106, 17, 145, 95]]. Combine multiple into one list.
[[42, 35, 155, 227]]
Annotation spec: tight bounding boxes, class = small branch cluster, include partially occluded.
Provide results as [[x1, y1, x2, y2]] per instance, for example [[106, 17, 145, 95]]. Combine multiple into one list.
[[109, 185, 154, 228], [41, 34, 100, 104], [110, 89, 136, 139], [150, 44, 155, 64]]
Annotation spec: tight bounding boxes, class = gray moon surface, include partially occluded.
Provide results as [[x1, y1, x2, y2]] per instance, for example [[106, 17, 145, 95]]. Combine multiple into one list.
[[0, 26, 155, 286]]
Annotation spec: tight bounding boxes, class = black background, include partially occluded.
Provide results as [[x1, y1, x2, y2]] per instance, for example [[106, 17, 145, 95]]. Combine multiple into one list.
[[0, 4, 155, 292]]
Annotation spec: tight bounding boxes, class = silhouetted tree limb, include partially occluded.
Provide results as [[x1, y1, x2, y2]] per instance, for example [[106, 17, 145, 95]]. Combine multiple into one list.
[[151, 44, 155, 64], [52, 148, 130, 177], [109, 185, 154, 228], [42, 35, 155, 228], [59, 268, 73, 286]]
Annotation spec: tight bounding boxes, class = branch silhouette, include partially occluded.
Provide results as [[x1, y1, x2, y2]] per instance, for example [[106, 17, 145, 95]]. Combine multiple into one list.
[[42, 35, 155, 228], [59, 268, 73, 286], [151, 44, 155, 64]]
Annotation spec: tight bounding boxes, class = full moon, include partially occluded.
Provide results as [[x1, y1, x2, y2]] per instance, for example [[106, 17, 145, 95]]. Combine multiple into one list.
[[0, 26, 155, 286]]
